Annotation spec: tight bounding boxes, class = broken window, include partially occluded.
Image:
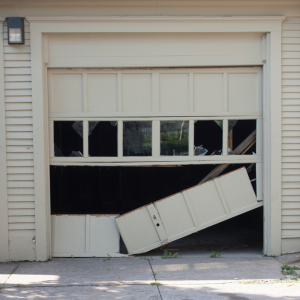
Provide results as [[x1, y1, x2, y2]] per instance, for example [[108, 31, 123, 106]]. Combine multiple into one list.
[[88, 121, 118, 157], [228, 120, 256, 155], [160, 121, 189, 156], [54, 121, 83, 157], [123, 121, 152, 156], [194, 120, 223, 156]]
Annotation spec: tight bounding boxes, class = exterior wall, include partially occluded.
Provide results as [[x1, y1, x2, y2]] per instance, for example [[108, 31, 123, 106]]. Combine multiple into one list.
[[281, 17, 300, 254], [2, 20, 36, 261], [0, 1, 299, 260]]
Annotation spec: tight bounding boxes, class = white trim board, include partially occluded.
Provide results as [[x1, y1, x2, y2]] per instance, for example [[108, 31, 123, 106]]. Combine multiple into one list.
[[0, 1, 299, 7], [29, 16, 283, 260]]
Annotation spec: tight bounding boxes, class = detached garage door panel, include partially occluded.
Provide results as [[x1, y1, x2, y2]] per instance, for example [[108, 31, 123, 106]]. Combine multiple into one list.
[[116, 168, 262, 255]]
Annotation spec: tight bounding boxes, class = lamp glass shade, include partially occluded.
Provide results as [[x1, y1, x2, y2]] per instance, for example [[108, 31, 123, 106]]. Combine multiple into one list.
[[8, 28, 22, 43]]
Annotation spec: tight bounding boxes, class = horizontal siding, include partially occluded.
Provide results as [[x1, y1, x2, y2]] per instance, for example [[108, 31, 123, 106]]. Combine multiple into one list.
[[281, 17, 300, 253], [3, 20, 36, 250]]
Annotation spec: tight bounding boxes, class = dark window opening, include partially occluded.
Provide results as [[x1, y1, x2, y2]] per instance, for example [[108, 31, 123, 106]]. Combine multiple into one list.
[[228, 120, 256, 155], [194, 120, 222, 156], [54, 121, 83, 157], [88, 121, 118, 157]]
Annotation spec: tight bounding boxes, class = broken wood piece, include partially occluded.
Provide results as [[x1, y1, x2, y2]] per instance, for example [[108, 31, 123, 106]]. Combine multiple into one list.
[[199, 130, 256, 184]]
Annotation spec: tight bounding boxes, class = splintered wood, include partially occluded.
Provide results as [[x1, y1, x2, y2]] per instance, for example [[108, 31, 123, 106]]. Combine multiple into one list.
[[199, 130, 256, 184]]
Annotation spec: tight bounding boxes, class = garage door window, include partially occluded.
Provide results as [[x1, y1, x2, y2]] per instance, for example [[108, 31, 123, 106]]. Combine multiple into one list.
[[160, 121, 189, 156]]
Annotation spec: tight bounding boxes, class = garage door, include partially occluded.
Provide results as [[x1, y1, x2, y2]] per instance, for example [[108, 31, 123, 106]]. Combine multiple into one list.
[[48, 67, 263, 256]]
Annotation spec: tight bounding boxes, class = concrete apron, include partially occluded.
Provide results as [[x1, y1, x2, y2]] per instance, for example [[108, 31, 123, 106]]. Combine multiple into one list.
[[1, 254, 283, 287], [1, 253, 300, 300]]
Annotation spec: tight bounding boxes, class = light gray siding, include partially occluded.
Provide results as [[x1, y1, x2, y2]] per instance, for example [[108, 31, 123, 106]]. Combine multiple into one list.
[[281, 17, 300, 253], [3, 20, 36, 261]]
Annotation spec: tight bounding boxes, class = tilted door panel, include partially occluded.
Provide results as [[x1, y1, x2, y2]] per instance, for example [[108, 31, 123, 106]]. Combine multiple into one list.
[[116, 167, 261, 255], [217, 168, 257, 214], [115, 203, 167, 254], [185, 180, 227, 226], [154, 193, 196, 239]]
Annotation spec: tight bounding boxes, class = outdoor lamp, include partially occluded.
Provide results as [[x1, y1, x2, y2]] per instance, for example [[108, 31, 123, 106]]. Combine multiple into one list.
[[7, 17, 25, 45]]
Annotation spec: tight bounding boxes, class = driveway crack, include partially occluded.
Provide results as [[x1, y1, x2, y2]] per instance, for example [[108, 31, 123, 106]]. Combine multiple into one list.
[[4, 262, 21, 285], [148, 259, 163, 300]]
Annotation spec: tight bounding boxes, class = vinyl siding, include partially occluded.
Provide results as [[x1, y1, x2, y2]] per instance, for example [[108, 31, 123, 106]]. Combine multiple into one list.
[[281, 17, 300, 254], [3, 20, 36, 261]]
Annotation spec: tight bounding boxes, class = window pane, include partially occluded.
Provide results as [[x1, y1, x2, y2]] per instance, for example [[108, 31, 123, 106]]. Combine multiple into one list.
[[194, 120, 223, 156], [228, 120, 256, 155], [123, 121, 152, 156], [54, 121, 83, 157], [160, 121, 189, 156], [89, 121, 117, 157]]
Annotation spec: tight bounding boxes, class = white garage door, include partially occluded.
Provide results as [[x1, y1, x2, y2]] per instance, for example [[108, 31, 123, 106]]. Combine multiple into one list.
[[48, 67, 263, 257]]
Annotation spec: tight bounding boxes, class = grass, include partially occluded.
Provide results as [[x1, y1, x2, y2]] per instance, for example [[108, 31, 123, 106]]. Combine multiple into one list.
[[103, 253, 113, 262], [281, 264, 300, 276], [151, 282, 162, 286], [161, 250, 178, 259], [210, 251, 224, 258], [140, 256, 153, 260], [0, 285, 27, 290], [239, 264, 300, 284]]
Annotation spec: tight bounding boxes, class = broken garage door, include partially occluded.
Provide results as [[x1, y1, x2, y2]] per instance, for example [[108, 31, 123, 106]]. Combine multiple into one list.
[[116, 167, 262, 255]]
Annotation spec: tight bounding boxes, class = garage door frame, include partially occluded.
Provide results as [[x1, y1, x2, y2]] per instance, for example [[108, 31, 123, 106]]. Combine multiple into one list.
[[28, 16, 284, 260]]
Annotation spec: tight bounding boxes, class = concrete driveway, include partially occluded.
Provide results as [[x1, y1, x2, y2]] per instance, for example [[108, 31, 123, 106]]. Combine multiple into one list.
[[0, 251, 299, 300]]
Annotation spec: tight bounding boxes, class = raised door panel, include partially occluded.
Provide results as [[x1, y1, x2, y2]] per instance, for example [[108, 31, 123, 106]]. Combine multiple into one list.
[[186, 180, 227, 225], [90, 215, 120, 253], [227, 73, 258, 112], [217, 168, 257, 213], [87, 74, 118, 112], [122, 73, 152, 112], [51, 215, 86, 253], [194, 73, 223, 112], [50, 73, 83, 113], [154, 193, 195, 238], [115, 204, 161, 254], [159, 74, 189, 112]]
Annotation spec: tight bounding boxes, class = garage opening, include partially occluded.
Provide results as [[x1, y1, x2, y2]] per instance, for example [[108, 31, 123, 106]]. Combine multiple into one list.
[[50, 163, 262, 254], [48, 67, 263, 257]]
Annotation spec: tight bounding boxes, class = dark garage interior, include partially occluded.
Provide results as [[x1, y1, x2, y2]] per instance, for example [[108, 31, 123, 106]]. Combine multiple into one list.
[[50, 163, 263, 254]]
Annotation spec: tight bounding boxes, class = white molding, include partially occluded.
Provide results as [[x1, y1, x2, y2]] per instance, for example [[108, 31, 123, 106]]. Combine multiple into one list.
[[0, 1, 298, 7], [0, 19, 9, 262], [263, 31, 282, 256], [29, 16, 284, 259], [27, 16, 286, 22], [31, 32, 50, 261]]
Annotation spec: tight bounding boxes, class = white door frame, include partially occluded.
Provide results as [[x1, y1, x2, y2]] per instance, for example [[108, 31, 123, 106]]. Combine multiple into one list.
[[28, 16, 284, 260]]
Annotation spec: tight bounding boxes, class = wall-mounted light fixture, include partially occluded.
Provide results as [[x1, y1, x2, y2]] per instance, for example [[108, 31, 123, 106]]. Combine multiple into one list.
[[7, 17, 25, 45]]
